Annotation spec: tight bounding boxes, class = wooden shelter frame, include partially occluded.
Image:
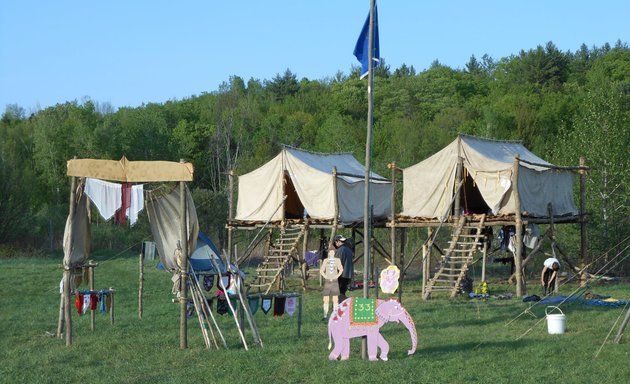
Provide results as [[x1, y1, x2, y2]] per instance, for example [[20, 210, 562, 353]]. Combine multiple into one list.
[[226, 167, 392, 294], [385, 155, 590, 299], [60, 157, 194, 348]]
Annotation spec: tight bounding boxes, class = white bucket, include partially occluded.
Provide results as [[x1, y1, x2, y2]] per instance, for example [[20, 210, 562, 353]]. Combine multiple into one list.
[[545, 306, 566, 335]]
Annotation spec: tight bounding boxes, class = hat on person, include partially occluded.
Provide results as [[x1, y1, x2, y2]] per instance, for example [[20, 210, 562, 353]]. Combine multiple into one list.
[[333, 235, 346, 242]]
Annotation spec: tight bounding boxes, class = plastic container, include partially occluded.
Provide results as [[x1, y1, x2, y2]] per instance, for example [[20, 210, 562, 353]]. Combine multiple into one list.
[[545, 306, 566, 334]]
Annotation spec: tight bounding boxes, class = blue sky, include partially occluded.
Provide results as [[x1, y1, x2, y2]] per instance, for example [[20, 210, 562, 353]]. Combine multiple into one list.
[[1, 0, 628, 113]]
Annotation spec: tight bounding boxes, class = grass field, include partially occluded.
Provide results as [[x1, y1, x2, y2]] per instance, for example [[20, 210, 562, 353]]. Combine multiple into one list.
[[1, 252, 629, 384]]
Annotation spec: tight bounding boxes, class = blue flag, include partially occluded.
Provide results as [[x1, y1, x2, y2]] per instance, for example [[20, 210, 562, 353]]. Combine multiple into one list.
[[353, 3, 380, 79]]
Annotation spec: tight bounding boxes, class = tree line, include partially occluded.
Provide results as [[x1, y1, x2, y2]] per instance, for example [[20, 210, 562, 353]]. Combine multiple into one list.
[[1, 41, 628, 273]]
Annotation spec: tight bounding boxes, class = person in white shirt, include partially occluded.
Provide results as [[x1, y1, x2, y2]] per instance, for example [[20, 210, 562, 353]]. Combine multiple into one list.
[[541, 257, 560, 295], [319, 246, 343, 321]]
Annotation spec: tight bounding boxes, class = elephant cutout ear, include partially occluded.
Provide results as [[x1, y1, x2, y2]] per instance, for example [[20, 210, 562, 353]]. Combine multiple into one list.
[[380, 265, 400, 294]]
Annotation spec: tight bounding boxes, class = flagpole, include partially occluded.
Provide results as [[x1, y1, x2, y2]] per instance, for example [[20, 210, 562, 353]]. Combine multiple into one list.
[[363, 0, 375, 302]]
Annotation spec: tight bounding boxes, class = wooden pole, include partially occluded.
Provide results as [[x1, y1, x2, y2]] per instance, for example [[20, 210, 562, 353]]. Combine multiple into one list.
[[89, 263, 95, 331], [454, 156, 463, 221], [56, 291, 64, 339], [512, 155, 524, 297], [398, 228, 406, 303], [109, 287, 115, 325], [139, 247, 144, 320], [178, 164, 189, 349], [63, 173, 77, 346], [228, 170, 235, 262], [361, 0, 376, 360], [579, 157, 588, 287], [389, 162, 397, 267], [297, 294, 303, 337], [614, 305, 630, 344], [331, 167, 339, 244], [481, 237, 488, 282], [422, 227, 432, 299], [300, 221, 309, 290], [234, 273, 262, 347]]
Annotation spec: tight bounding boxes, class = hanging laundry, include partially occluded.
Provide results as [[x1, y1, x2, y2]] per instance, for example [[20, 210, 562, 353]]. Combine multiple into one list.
[[89, 292, 98, 311], [285, 297, 297, 316], [85, 178, 122, 221], [273, 297, 286, 317], [82, 293, 90, 314], [523, 223, 540, 249], [115, 183, 132, 225], [99, 291, 107, 314], [261, 297, 273, 314], [248, 296, 259, 315], [128, 184, 144, 226], [216, 298, 229, 315], [203, 275, 214, 291], [75, 293, 84, 315]]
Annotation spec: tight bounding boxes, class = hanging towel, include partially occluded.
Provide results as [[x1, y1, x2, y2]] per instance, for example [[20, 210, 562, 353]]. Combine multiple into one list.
[[285, 297, 297, 316], [273, 297, 286, 317], [85, 178, 122, 221], [128, 184, 144, 226]]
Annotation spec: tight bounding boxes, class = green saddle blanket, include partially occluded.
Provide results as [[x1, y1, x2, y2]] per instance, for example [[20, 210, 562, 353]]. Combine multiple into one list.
[[350, 297, 377, 324]]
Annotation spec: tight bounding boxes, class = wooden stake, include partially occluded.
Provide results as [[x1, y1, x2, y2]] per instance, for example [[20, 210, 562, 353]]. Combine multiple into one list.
[[513, 155, 525, 297], [139, 249, 144, 320]]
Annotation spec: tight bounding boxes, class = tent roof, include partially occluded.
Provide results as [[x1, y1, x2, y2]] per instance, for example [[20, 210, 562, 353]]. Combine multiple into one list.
[[67, 156, 193, 182], [282, 146, 388, 182]]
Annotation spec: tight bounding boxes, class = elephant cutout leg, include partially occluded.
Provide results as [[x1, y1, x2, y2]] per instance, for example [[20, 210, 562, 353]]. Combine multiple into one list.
[[329, 337, 345, 361], [367, 332, 379, 361], [377, 333, 390, 361], [339, 337, 351, 360]]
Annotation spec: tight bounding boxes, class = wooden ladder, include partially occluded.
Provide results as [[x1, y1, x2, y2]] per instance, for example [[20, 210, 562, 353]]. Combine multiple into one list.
[[249, 226, 304, 295], [423, 214, 486, 299]]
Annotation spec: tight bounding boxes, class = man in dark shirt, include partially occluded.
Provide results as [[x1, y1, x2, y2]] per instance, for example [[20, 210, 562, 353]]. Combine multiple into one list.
[[334, 235, 354, 300]]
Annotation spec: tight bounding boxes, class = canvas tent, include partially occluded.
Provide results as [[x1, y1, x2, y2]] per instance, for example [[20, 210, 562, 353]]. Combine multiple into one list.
[[401, 134, 578, 219], [234, 146, 392, 224]]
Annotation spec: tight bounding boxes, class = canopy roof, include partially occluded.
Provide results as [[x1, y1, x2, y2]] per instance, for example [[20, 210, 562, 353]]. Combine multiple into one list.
[[67, 156, 193, 182], [402, 134, 578, 219], [235, 146, 392, 224]]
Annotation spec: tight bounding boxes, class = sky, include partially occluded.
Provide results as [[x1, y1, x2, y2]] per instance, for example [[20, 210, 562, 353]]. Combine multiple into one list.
[[1, 0, 628, 113]]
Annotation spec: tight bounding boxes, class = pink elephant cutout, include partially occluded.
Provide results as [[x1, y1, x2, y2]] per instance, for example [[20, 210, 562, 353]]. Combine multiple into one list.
[[327, 297, 417, 361]]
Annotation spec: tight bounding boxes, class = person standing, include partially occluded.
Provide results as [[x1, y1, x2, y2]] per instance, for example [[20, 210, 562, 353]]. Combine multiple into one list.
[[319, 246, 343, 320], [334, 235, 354, 300], [541, 257, 560, 295]]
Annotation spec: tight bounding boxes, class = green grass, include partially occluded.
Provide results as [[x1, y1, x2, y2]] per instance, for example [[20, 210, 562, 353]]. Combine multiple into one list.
[[1, 253, 629, 384]]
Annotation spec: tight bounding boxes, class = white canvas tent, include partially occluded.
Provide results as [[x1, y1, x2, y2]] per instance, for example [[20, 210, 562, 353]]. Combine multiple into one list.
[[235, 146, 392, 224], [401, 134, 578, 219]]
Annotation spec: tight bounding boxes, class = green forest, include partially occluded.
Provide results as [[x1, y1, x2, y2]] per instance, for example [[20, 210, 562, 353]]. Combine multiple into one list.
[[1, 41, 628, 273]]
